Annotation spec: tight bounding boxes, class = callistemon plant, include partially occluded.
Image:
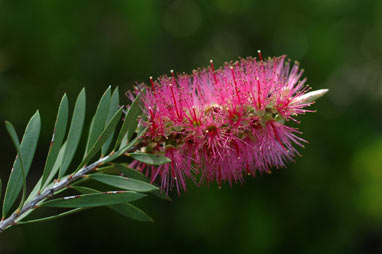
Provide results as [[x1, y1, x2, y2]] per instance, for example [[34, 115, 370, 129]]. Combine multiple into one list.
[[129, 52, 328, 193], [0, 53, 327, 233]]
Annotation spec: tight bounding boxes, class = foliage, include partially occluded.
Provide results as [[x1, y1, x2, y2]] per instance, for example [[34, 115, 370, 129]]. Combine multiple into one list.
[[0, 87, 169, 232]]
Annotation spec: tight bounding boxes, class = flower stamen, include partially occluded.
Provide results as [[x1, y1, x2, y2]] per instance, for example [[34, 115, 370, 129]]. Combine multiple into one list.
[[230, 66, 241, 104], [169, 83, 181, 119], [149, 76, 155, 93], [210, 59, 218, 86]]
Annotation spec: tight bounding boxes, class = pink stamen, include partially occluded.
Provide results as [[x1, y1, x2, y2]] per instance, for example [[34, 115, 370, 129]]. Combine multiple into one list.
[[169, 83, 180, 119], [170, 69, 176, 84], [258, 50, 266, 75], [210, 59, 218, 85], [149, 76, 155, 93], [271, 122, 288, 152], [230, 66, 241, 104], [257, 78, 261, 108], [257, 50, 263, 62], [192, 106, 197, 119], [233, 141, 240, 158]]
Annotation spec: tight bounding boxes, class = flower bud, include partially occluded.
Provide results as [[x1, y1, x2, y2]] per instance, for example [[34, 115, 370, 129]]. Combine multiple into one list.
[[291, 89, 329, 105]]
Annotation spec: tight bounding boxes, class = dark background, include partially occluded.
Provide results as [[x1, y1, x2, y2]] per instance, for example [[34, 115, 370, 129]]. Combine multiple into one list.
[[0, 0, 381, 253]]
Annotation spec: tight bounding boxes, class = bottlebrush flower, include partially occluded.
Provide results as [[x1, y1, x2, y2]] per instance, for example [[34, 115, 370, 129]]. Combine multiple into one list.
[[128, 52, 328, 194]]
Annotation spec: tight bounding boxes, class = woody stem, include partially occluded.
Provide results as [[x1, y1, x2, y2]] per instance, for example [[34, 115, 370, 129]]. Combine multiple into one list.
[[0, 155, 110, 233]]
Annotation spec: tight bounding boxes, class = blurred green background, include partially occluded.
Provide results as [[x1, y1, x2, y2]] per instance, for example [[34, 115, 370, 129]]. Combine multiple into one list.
[[0, 0, 381, 253]]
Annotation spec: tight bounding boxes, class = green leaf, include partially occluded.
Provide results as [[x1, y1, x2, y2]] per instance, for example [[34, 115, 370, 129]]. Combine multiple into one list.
[[41, 191, 146, 208], [72, 186, 153, 222], [100, 164, 147, 179], [5, 121, 27, 207], [70, 186, 96, 194], [76, 107, 123, 171], [27, 142, 67, 202], [98, 164, 172, 201], [136, 111, 148, 137], [43, 142, 67, 189], [109, 203, 153, 222], [114, 91, 143, 150], [97, 165, 122, 175], [88, 174, 157, 192], [128, 152, 171, 166], [59, 88, 86, 178], [120, 133, 129, 151], [126, 94, 143, 142], [41, 94, 69, 188], [98, 164, 147, 181], [85, 86, 111, 155], [104, 126, 148, 164], [102, 87, 120, 156], [18, 208, 85, 224], [3, 111, 41, 217]]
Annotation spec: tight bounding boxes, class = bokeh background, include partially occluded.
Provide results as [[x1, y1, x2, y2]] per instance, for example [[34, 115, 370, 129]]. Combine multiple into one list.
[[0, 0, 381, 253]]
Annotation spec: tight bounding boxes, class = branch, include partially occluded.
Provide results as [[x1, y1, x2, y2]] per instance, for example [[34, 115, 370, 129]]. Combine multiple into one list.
[[0, 155, 110, 232]]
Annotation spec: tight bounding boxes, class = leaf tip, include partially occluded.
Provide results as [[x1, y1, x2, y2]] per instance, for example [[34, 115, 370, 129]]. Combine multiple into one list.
[[80, 87, 86, 95]]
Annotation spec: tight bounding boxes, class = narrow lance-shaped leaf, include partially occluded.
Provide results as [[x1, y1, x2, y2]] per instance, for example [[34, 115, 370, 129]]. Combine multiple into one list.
[[5, 121, 27, 208], [42, 142, 67, 189], [120, 133, 129, 152], [135, 110, 148, 138], [72, 186, 153, 222], [69, 186, 97, 194], [125, 92, 143, 142], [41, 94, 69, 188], [114, 90, 143, 150], [59, 88, 86, 178], [76, 107, 123, 171], [18, 208, 85, 225], [84, 86, 111, 156], [102, 87, 120, 156], [88, 174, 157, 192], [41, 191, 146, 208], [104, 126, 148, 164], [107, 164, 172, 201], [126, 91, 145, 141], [2, 111, 40, 217], [110, 203, 154, 222], [100, 164, 148, 182], [26, 142, 67, 203], [128, 152, 171, 166], [86, 116, 95, 152]]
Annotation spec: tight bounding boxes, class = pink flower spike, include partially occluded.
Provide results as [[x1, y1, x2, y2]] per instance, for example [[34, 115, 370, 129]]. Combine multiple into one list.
[[128, 55, 328, 194]]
